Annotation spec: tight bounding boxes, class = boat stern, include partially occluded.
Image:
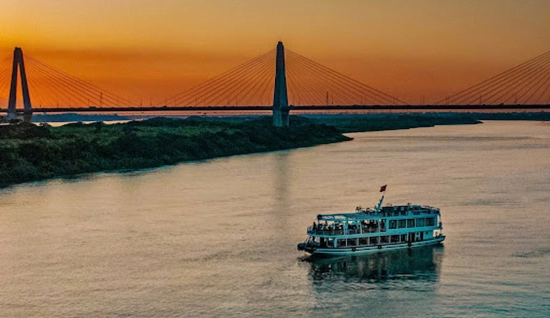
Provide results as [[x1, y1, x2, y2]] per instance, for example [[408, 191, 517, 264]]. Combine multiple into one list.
[[297, 240, 317, 254]]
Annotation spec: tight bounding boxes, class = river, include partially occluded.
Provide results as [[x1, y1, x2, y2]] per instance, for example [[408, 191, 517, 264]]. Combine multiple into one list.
[[1, 121, 549, 317]]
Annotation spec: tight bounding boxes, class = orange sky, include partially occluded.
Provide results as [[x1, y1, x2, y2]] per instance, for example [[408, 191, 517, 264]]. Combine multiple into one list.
[[1, 0, 550, 105]]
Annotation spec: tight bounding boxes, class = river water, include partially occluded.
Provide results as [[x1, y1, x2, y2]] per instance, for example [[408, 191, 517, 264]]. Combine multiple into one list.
[[1, 121, 549, 317]]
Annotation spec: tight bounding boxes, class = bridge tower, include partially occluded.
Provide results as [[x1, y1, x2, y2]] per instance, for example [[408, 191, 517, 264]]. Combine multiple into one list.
[[273, 41, 289, 127], [7, 47, 32, 120]]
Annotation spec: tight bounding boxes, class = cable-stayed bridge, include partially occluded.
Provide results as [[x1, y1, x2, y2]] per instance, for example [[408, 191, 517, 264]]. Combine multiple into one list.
[[1, 42, 550, 125]]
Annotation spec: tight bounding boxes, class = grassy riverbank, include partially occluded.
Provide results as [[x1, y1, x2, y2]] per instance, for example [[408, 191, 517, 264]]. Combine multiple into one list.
[[0, 113, 486, 187], [0, 116, 349, 187], [310, 113, 481, 133]]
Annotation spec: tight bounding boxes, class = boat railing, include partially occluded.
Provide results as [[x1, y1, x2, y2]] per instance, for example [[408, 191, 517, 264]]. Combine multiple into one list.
[[308, 228, 345, 235], [307, 226, 385, 236], [379, 211, 409, 217]]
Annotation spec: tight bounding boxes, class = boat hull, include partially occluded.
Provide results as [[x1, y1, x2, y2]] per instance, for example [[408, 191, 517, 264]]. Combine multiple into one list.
[[301, 236, 445, 256]]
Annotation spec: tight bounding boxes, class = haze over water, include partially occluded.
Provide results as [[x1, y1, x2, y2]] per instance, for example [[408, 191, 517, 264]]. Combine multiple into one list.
[[1, 121, 549, 317]]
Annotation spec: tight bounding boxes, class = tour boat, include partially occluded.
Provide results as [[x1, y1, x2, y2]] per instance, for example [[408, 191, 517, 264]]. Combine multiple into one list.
[[297, 186, 445, 256]]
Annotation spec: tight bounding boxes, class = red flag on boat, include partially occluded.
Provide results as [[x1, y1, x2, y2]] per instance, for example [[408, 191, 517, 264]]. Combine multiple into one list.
[[380, 185, 387, 192]]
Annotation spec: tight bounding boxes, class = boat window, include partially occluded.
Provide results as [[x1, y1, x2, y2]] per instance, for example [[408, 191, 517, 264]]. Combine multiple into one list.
[[426, 217, 436, 226], [407, 219, 415, 228], [369, 237, 378, 245], [381, 236, 390, 243], [391, 235, 400, 243], [346, 239, 357, 246], [416, 218, 425, 227], [389, 220, 397, 229], [398, 219, 407, 228]]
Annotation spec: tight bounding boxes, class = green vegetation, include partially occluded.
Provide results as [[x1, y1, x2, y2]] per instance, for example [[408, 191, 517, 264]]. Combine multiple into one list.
[[467, 111, 550, 121], [0, 116, 349, 187], [0, 113, 490, 187], [311, 113, 482, 133]]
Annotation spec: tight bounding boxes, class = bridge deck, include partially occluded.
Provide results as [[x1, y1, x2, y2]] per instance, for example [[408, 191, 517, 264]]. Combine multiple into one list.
[[2, 104, 550, 113]]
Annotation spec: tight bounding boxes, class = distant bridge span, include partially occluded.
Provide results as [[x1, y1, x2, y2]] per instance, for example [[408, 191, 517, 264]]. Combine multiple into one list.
[[4, 104, 550, 114], [2, 43, 550, 123]]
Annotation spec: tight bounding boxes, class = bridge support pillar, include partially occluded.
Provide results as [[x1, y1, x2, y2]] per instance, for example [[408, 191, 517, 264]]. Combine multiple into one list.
[[7, 47, 32, 121], [273, 41, 289, 127], [281, 108, 290, 126]]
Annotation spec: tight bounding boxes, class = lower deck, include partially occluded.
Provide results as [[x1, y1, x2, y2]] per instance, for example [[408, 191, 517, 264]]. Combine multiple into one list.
[[310, 229, 441, 249], [301, 236, 445, 256]]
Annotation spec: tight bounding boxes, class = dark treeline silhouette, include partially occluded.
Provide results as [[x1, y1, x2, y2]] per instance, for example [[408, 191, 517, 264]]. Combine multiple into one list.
[[3, 111, 542, 188], [312, 113, 480, 133], [0, 116, 349, 187]]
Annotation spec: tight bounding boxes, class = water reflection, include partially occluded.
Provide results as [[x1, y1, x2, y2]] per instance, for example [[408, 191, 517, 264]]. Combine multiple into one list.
[[306, 245, 443, 289], [272, 151, 291, 214]]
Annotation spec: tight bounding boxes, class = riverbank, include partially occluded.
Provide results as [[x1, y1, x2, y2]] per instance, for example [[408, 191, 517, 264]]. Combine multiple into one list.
[[308, 113, 482, 133], [0, 113, 483, 187], [0, 116, 349, 187]]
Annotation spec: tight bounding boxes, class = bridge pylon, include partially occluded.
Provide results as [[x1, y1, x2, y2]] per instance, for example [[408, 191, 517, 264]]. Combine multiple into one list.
[[7, 47, 32, 121], [273, 41, 289, 127]]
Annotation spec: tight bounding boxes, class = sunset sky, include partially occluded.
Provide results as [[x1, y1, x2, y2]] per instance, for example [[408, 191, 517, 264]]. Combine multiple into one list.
[[1, 0, 550, 104]]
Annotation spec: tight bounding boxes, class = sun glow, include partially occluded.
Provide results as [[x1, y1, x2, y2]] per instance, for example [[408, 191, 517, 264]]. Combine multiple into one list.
[[1, 0, 549, 105]]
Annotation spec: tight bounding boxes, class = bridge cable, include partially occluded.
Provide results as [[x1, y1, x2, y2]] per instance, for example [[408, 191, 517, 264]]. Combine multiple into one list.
[[437, 49, 550, 105], [286, 49, 406, 105], [166, 49, 275, 105], [166, 48, 275, 104], [461, 53, 550, 104], [170, 50, 274, 105], [287, 51, 378, 105], [25, 55, 135, 106], [204, 50, 275, 106]]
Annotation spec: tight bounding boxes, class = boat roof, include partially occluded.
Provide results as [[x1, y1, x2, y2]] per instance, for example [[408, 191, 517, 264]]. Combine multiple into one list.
[[316, 205, 439, 222]]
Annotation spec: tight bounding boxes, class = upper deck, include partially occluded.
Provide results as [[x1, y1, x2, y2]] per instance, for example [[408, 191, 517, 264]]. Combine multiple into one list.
[[316, 204, 440, 223], [309, 204, 442, 237]]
